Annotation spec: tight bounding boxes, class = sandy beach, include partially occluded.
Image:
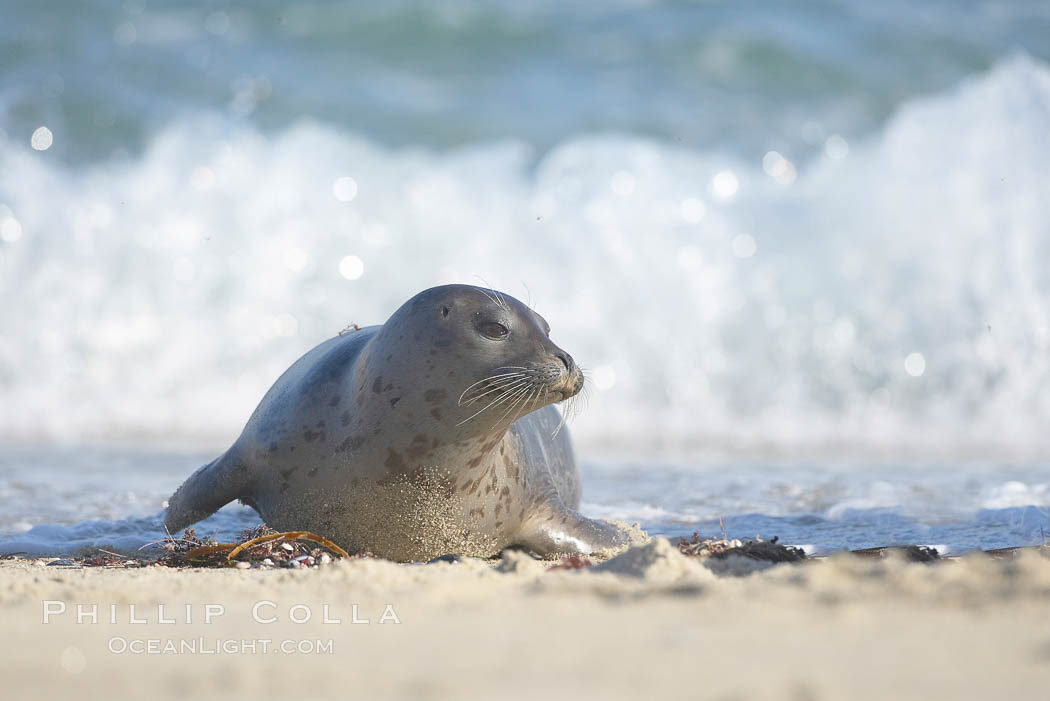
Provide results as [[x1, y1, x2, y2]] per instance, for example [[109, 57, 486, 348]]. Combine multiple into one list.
[[4, 539, 1050, 700], [4, 5, 1050, 700]]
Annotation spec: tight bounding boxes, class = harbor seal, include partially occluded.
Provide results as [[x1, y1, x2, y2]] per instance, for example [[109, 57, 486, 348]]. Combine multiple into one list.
[[164, 284, 628, 561]]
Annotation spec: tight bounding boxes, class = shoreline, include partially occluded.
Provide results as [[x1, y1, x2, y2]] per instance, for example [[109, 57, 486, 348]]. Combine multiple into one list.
[[6, 437, 1050, 466], [4, 539, 1050, 700]]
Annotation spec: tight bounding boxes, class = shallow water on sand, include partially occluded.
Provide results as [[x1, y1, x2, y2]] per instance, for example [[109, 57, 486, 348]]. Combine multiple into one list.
[[1, 445, 1047, 557]]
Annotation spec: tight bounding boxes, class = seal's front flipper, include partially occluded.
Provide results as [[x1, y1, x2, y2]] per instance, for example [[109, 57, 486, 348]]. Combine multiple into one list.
[[516, 504, 629, 557], [163, 454, 253, 534]]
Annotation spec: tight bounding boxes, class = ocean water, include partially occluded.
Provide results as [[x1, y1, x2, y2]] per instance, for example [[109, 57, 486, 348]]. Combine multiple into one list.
[[1, 446, 1048, 557], [2, 1, 1050, 555]]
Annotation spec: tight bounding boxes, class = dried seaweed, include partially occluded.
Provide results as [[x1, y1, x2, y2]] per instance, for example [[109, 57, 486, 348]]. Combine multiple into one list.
[[711, 539, 807, 563], [150, 525, 360, 568], [677, 531, 744, 558], [678, 532, 806, 563]]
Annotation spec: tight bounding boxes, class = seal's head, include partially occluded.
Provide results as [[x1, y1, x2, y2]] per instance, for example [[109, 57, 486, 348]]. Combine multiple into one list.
[[376, 284, 583, 436]]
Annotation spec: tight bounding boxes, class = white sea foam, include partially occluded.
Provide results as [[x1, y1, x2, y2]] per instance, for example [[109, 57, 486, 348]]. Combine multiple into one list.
[[1, 56, 1049, 458], [0, 509, 261, 558], [980, 481, 1050, 509], [580, 501, 700, 525]]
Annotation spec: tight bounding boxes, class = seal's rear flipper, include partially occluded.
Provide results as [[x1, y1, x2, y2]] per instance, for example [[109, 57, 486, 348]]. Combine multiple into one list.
[[516, 504, 629, 556], [163, 455, 253, 534]]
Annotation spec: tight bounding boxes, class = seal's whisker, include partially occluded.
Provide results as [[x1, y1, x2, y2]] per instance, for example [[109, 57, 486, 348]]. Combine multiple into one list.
[[551, 406, 568, 437], [525, 389, 543, 416], [456, 380, 532, 426], [548, 363, 588, 437], [456, 365, 532, 404], [521, 387, 539, 412], [456, 394, 507, 426], [492, 383, 532, 411], [521, 280, 533, 310], [478, 388, 528, 431], [562, 399, 578, 433], [491, 385, 533, 430], [457, 372, 526, 404], [475, 285, 501, 308], [552, 390, 583, 438], [538, 389, 559, 434], [460, 377, 530, 406], [492, 383, 534, 421], [456, 384, 523, 425], [458, 371, 524, 394], [459, 377, 526, 406], [522, 387, 541, 413], [521, 388, 537, 412], [472, 277, 509, 310], [517, 390, 538, 422], [458, 370, 525, 391], [566, 367, 592, 423]]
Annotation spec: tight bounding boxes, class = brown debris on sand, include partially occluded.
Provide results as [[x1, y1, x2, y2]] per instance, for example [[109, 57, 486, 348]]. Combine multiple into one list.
[[712, 539, 807, 563], [851, 545, 941, 562], [549, 554, 594, 571], [81, 551, 143, 567], [151, 525, 363, 568], [677, 532, 807, 563], [981, 545, 1050, 559], [154, 527, 219, 567], [677, 532, 743, 558]]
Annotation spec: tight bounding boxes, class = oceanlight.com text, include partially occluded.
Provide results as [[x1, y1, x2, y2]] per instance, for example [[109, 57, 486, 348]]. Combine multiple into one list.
[[107, 637, 335, 655]]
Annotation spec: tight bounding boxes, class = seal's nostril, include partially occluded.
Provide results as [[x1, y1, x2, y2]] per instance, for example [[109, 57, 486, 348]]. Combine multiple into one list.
[[556, 352, 573, 372]]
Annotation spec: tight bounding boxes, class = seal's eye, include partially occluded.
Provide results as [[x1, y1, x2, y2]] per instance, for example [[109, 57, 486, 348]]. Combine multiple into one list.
[[479, 322, 509, 340]]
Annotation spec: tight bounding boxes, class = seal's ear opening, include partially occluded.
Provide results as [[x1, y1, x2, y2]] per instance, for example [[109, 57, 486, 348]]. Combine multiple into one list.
[[441, 305, 450, 318]]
